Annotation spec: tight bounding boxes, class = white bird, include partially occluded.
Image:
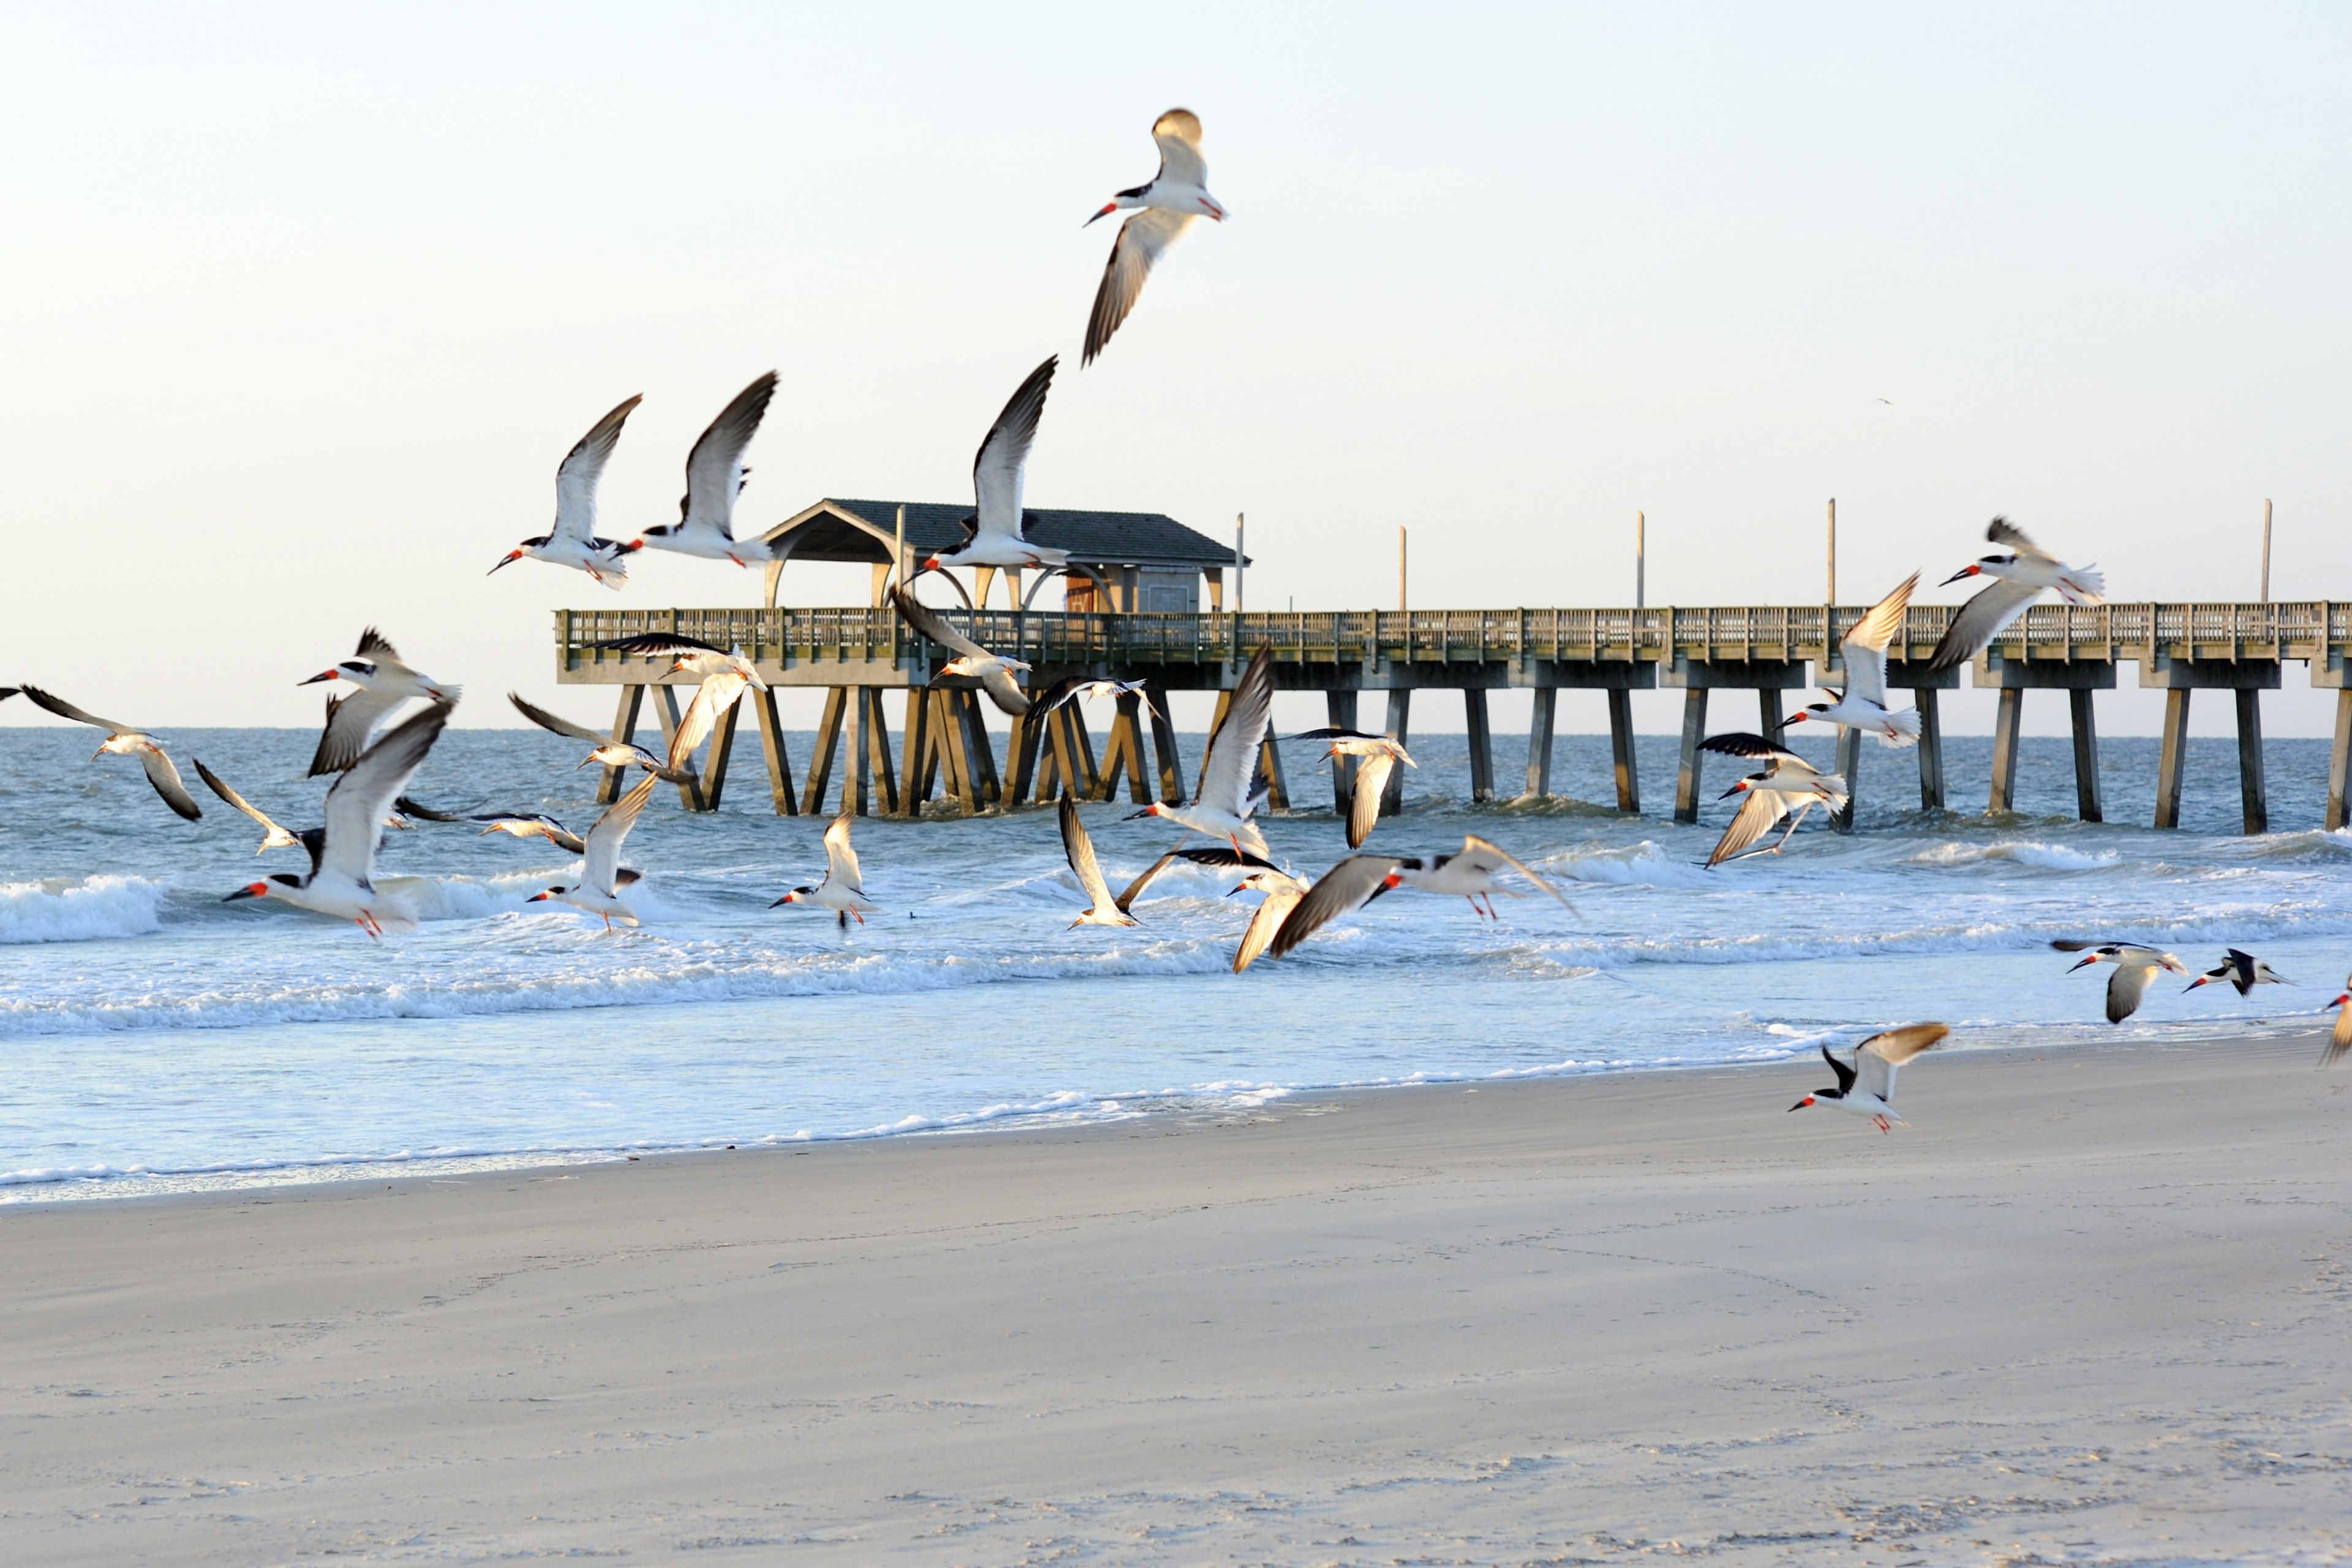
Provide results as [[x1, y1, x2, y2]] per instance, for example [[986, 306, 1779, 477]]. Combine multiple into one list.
[[19, 685, 203, 821], [771, 813, 878, 929], [471, 813, 587, 856], [526, 775, 657, 930], [1125, 644, 1275, 853], [488, 394, 644, 587], [2054, 940, 2188, 1023], [2185, 948, 2294, 997], [1926, 518, 2107, 671], [194, 758, 302, 852], [1284, 727, 1418, 849], [1270, 836, 1577, 958], [1060, 793, 1140, 930], [586, 632, 770, 692], [508, 693, 685, 779], [921, 356, 1068, 576], [1786, 1024, 1949, 1134], [1782, 573, 1921, 748], [1082, 108, 1226, 366], [301, 628, 461, 777], [631, 372, 779, 567], [891, 586, 1032, 717], [1228, 867, 1311, 974], [1698, 733, 1850, 867], [2321, 974, 2351, 1069], [225, 699, 455, 937]]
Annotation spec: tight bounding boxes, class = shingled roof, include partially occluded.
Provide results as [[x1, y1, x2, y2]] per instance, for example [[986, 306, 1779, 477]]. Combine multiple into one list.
[[760, 499, 1246, 570]]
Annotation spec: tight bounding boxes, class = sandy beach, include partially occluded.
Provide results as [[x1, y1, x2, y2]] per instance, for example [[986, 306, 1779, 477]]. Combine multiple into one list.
[[6, 1034, 2349, 1565]]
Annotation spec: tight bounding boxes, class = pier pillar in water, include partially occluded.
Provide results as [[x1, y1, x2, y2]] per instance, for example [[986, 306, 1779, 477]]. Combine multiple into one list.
[[1327, 691, 1360, 816], [2139, 656, 2281, 834], [1381, 690, 1411, 817], [1607, 688, 1640, 814], [2069, 688, 2103, 824], [1463, 688, 1495, 802], [1523, 688, 1556, 799]]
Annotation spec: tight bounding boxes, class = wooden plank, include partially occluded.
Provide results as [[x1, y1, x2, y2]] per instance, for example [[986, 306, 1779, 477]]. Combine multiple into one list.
[[1673, 688, 1708, 824], [2235, 687, 2267, 835], [2069, 687, 2103, 824], [1464, 688, 1494, 802], [1989, 688, 2024, 815], [598, 684, 645, 805], [2154, 688, 2190, 829], [800, 687, 846, 816], [1523, 688, 1555, 799], [749, 684, 796, 816], [650, 684, 707, 811], [1607, 687, 1638, 813], [701, 697, 742, 811]]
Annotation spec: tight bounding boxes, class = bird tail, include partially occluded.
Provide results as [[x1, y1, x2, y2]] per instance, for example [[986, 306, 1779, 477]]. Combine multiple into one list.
[[1877, 708, 1922, 749], [2057, 565, 2105, 605]]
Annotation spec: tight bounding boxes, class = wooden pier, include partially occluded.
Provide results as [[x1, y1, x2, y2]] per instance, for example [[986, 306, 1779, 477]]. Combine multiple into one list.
[[553, 600, 2352, 834]]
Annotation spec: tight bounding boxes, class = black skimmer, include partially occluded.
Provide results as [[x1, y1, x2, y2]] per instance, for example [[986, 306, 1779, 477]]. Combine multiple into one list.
[[225, 699, 456, 937], [1926, 518, 2106, 671], [920, 357, 1069, 579], [1060, 793, 1140, 929], [1229, 867, 1311, 973], [302, 628, 460, 777], [1698, 733, 1849, 867], [1113, 843, 1280, 914], [891, 586, 1033, 717], [194, 759, 303, 853], [2185, 948, 2293, 997], [1284, 727, 1417, 849], [527, 776, 657, 930], [1787, 1023, 1950, 1133], [2322, 974, 2351, 1068], [631, 372, 780, 567], [2054, 940, 2188, 1023], [771, 813, 877, 929], [472, 813, 588, 856], [508, 693, 684, 780], [586, 632, 769, 692], [489, 394, 644, 587], [1269, 835, 1577, 958], [1082, 108, 1225, 366], [18, 685, 202, 821], [1125, 644, 1276, 853], [1781, 573, 1921, 747]]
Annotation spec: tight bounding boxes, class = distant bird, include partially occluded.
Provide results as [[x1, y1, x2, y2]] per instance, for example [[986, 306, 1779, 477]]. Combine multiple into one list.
[[1114, 843, 1280, 913], [2323, 973, 2351, 1068], [18, 685, 202, 821], [527, 776, 657, 930], [225, 699, 455, 937], [1699, 734, 1849, 867], [2185, 948, 2293, 997], [771, 813, 877, 929], [1126, 644, 1276, 853], [1228, 867, 1311, 974], [1926, 518, 2106, 671], [302, 628, 460, 777], [1782, 573, 1921, 747], [472, 813, 588, 856], [631, 372, 780, 567], [508, 693, 683, 779], [1270, 836, 1577, 959], [1786, 1024, 1949, 1134], [1082, 108, 1226, 366], [194, 759, 303, 852], [1284, 727, 1417, 849], [891, 586, 1033, 717], [921, 357, 1069, 578], [586, 632, 769, 692], [1059, 793, 1139, 930], [489, 394, 644, 587], [1040, 678, 1166, 723], [2054, 940, 2188, 1023]]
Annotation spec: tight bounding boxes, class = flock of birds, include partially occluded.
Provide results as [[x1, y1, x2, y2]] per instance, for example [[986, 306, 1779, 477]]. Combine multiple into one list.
[[7, 108, 2346, 1127]]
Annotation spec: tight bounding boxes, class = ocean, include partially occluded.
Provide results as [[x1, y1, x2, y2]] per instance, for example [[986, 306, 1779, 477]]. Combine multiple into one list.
[[2, 722, 2345, 1200]]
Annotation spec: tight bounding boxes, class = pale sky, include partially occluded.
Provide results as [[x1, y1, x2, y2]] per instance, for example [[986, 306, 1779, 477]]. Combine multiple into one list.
[[4, 3, 2346, 739]]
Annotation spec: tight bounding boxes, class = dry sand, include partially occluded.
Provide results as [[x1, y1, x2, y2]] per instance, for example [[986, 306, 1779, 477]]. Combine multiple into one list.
[[5, 1034, 2350, 1566]]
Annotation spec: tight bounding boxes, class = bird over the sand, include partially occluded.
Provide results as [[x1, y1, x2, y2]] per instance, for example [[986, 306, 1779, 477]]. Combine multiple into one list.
[[527, 775, 657, 930], [1782, 573, 1921, 747], [1698, 733, 1849, 867], [1926, 518, 2106, 672], [772, 813, 877, 929], [2055, 940, 2187, 1023], [631, 372, 780, 567], [19, 685, 203, 821], [302, 628, 459, 777], [1082, 108, 1225, 366], [489, 393, 644, 587], [921, 356, 1068, 578], [1787, 1024, 1949, 1134]]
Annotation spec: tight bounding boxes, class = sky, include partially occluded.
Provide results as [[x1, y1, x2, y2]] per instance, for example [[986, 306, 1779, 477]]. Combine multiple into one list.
[[3, 2, 2348, 741]]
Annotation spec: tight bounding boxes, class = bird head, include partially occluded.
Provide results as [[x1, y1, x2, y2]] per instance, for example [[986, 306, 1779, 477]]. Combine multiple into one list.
[[488, 548, 526, 575]]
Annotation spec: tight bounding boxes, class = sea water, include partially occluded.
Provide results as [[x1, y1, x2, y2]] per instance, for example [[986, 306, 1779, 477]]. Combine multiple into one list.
[[2, 723, 2345, 1199]]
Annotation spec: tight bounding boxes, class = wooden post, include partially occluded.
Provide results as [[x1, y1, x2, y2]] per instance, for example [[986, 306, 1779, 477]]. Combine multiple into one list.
[[749, 685, 797, 816], [1325, 690, 1360, 815], [864, 688, 899, 817], [1988, 688, 2024, 815], [701, 698, 742, 811], [841, 682, 867, 816], [2154, 688, 2191, 829], [1381, 689, 1411, 816], [898, 688, 932, 818], [800, 687, 846, 816], [1673, 688, 1709, 824], [598, 684, 646, 805], [650, 683, 707, 811], [1145, 680, 1185, 803], [1914, 687, 1945, 811], [2234, 687, 2267, 835], [1524, 687, 1556, 798], [1832, 725, 1862, 832], [1607, 687, 1640, 813], [2326, 689, 2352, 832], [2068, 688, 2103, 823], [1464, 688, 1494, 802]]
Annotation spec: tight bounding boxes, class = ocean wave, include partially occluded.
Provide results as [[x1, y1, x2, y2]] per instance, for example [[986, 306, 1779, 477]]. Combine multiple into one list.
[[0, 875, 169, 944]]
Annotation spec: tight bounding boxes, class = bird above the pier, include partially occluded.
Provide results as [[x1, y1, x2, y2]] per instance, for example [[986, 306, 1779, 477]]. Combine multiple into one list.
[[1926, 518, 2107, 672], [1126, 644, 1276, 854], [472, 813, 588, 856], [771, 813, 878, 929], [1284, 728, 1418, 848], [891, 586, 1033, 716], [1269, 836, 1577, 958], [1698, 734, 1849, 867], [225, 699, 456, 937], [1114, 843, 1281, 914], [194, 759, 303, 853], [527, 775, 657, 930], [2322, 974, 2351, 1068], [1060, 793, 1140, 930], [2185, 948, 2294, 997], [1082, 108, 1225, 366], [1787, 1024, 1948, 1134], [921, 357, 1070, 576], [489, 394, 644, 588], [1228, 867, 1311, 973], [508, 693, 684, 780], [302, 628, 461, 777], [2054, 940, 2188, 1023], [631, 372, 781, 567], [18, 685, 203, 821], [1782, 573, 1922, 748], [586, 632, 771, 692]]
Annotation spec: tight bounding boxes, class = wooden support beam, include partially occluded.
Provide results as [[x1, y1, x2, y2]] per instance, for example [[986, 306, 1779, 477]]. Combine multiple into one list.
[[1988, 688, 2024, 815], [748, 684, 797, 816], [2068, 688, 2103, 823], [1145, 680, 1185, 803], [701, 698, 742, 812], [2329, 690, 2352, 832], [897, 688, 932, 818], [2154, 688, 2190, 829], [1607, 687, 1640, 814], [1832, 725, 1862, 832], [800, 687, 846, 816], [1463, 688, 1494, 802], [864, 687, 899, 818], [1914, 687, 1945, 812], [1325, 690, 1360, 816], [1380, 690, 1411, 817], [1102, 694, 1153, 804], [598, 684, 646, 805], [1523, 688, 1556, 799], [2234, 687, 2267, 835], [650, 683, 707, 811], [1673, 688, 1709, 824]]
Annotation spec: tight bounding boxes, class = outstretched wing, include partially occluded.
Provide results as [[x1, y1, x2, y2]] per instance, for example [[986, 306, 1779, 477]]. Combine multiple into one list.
[[891, 586, 992, 663], [509, 693, 609, 746], [1854, 1022, 1948, 1101], [1083, 206, 1195, 366], [822, 812, 863, 893], [678, 372, 777, 540], [1839, 572, 1917, 708], [18, 685, 130, 733], [972, 356, 1055, 541], [1269, 856, 1406, 959], [554, 394, 642, 546]]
